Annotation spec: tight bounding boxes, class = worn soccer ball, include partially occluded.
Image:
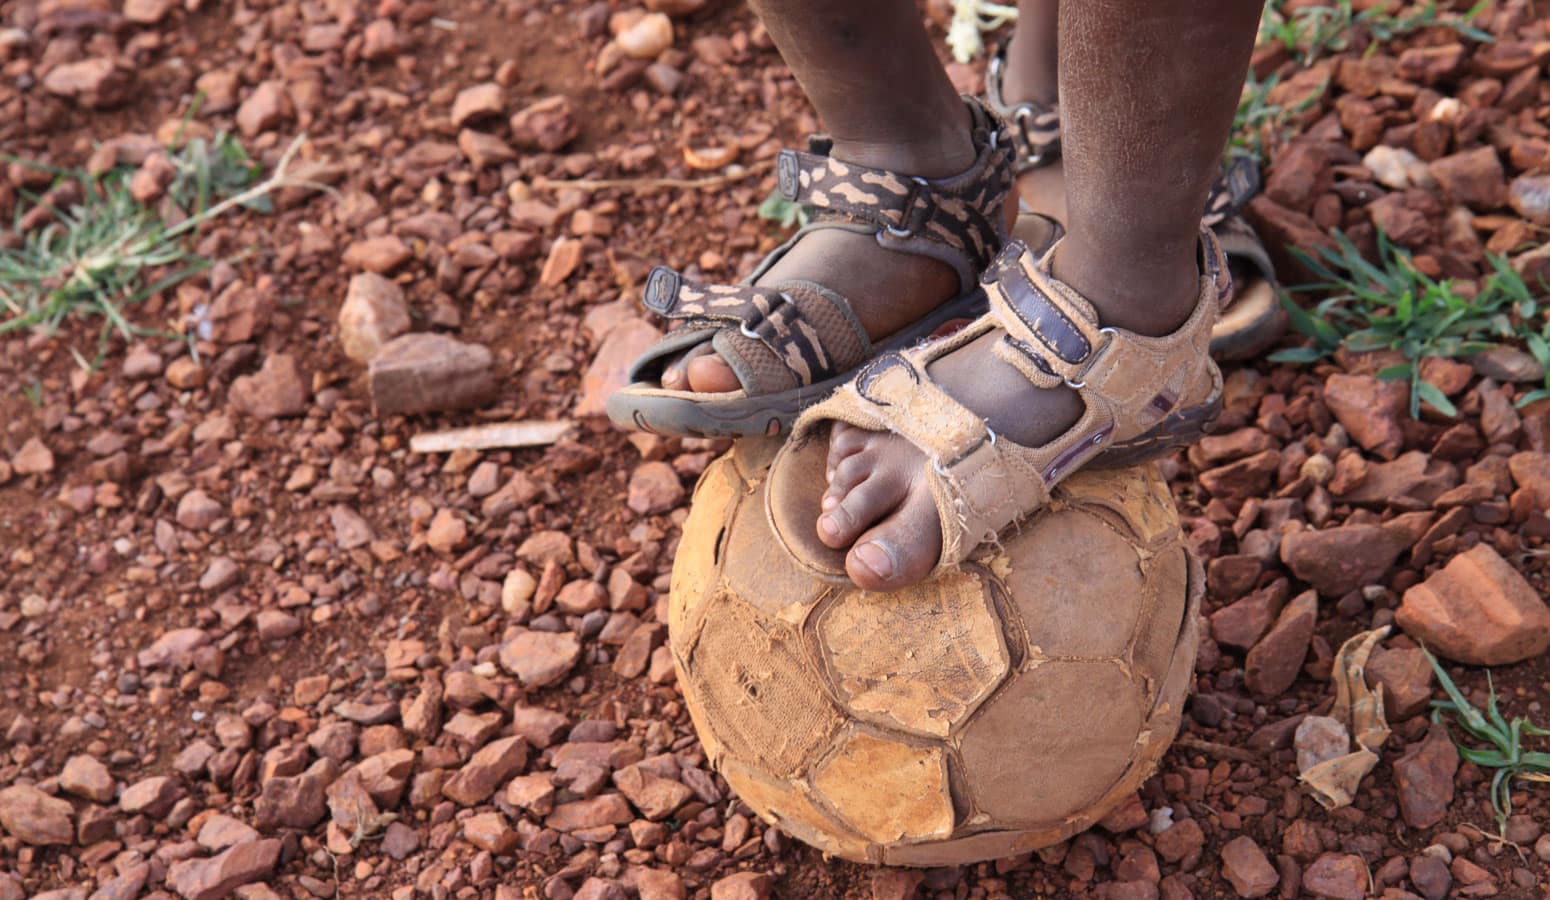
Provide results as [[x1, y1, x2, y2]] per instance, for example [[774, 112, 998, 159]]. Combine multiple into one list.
[[668, 439, 1202, 866]]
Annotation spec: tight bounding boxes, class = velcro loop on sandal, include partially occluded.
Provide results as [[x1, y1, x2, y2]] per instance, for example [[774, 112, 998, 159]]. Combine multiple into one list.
[[983, 241, 1105, 381], [852, 354, 987, 465], [641, 266, 683, 315], [714, 329, 800, 395], [923, 418, 1060, 563], [636, 266, 838, 388], [779, 149, 916, 234], [641, 268, 774, 323]]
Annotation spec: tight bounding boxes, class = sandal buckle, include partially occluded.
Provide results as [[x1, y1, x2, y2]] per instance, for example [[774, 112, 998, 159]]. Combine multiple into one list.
[[883, 177, 934, 241]]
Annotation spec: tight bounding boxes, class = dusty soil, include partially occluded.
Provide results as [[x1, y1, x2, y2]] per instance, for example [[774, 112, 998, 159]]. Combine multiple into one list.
[[1, 0, 1550, 898]]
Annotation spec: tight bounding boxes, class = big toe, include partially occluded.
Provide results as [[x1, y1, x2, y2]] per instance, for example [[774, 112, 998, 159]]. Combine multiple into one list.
[[684, 351, 741, 393], [845, 487, 941, 592], [817, 469, 908, 550]]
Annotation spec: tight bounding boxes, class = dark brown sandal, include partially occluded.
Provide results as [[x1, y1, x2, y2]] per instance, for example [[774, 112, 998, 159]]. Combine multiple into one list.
[[608, 97, 1023, 438]]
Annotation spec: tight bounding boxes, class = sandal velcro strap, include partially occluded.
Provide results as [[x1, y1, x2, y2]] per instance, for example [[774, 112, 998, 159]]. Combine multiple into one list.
[[851, 353, 989, 465], [984, 228, 1232, 392], [981, 240, 1108, 386], [774, 97, 1015, 288], [800, 350, 1059, 567], [637, 265, 869, 388]]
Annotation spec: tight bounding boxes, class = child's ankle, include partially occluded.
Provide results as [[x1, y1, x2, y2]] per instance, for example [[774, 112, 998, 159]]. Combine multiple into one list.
[[828, 106, 975, 179], [1051, 239, 1199, 338]]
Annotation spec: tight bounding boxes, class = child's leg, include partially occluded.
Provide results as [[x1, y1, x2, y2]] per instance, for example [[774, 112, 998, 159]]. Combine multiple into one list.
[[816, 0, 1262, 591], [663, 0, 987, 394], [1002, 0, 1059, 109]]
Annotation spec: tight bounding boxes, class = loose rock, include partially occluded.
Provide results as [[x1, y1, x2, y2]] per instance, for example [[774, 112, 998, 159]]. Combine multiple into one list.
[[12, 438, 54, 476], [617, 14, 673, 60], [1244, 591, 1317, 699], [338, 273, 410, 364], [499, 630, 583, 687], [1323, 374, 1407, 459], [166, 839, 281, 900], [1220, 835, 1280, 898], [369, 334, 497, 416], [1393, 723, 1458, 829], [1302, 853, 1369, 900], [511, 96, 579, 152], [451, 82, 504, 128], [0, 784, 74, 846], [230, 354, 308, 419], [59, 755, 115, 803], [443, 737, 528, 806], [628, 462, 684, 515], [43, 58, 130, 108], [1364, 645, 1433, 720], [343, 236, 412, 274], [1396, 544, 1550, 665], [236, 81, 293, 137]]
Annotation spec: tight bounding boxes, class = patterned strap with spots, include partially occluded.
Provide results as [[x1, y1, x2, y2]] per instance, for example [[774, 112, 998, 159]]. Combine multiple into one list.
[[985, 45, 1061, 172], [773, 97, 1015, 288], [1202, 156, 1262, 229], [640, 266, 857, 388]]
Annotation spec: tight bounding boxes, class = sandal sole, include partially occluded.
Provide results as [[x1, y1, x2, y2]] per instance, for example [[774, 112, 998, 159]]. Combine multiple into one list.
[[1093, 375, 1225, 469]]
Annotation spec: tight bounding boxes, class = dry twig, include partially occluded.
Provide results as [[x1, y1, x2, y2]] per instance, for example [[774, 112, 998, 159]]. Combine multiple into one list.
[[533, 160, 774, 193]]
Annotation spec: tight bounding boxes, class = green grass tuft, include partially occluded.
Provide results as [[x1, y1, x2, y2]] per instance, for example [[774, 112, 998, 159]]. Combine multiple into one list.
[[1423, 648, 1550, 837], [0, 133, 329, 361], [1271, 230, 1540, 418], [1260, 0, 1493, 66], [757, 187, 810, 231]]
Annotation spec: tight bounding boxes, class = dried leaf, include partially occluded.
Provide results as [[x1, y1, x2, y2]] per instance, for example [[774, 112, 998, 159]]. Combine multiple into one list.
[[1299, 626, 1392, 808]]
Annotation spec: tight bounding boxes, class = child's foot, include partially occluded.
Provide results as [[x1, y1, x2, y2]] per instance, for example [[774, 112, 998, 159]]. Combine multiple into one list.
[[815, 330, 1083, 588], [770, 232, 1226, 592], [659, 221, 965, 394], [607, 99, 1019, 438]]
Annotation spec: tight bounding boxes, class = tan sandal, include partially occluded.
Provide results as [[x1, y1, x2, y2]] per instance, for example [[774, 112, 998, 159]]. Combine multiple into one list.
[[606, 98, 1021, 438], [986, 46, 1282, 361], [767, 228, 1227, 575]]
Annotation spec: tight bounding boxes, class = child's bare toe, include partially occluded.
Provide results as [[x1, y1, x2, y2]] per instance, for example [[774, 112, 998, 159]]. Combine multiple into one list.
[[830, 423, 869, 458], [659, 344, 709, 390], [823, 453, 873, 501], [845, 488, 942, 592], [684, 350, 740, 393], [817, 470, 909, 549]]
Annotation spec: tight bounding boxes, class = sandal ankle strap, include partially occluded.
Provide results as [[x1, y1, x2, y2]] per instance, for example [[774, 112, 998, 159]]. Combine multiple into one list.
[[774, 96, 1016, 291], [981, 227, 1230, 389], [985, 43, 1061, 172]]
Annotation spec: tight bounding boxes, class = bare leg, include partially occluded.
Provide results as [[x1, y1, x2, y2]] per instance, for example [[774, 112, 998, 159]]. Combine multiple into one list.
[[663, 0, 978, 394], [1003, 0, 1059, 108], [816, 0, 1261, 591], [1002, 0, 1068, 220]]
